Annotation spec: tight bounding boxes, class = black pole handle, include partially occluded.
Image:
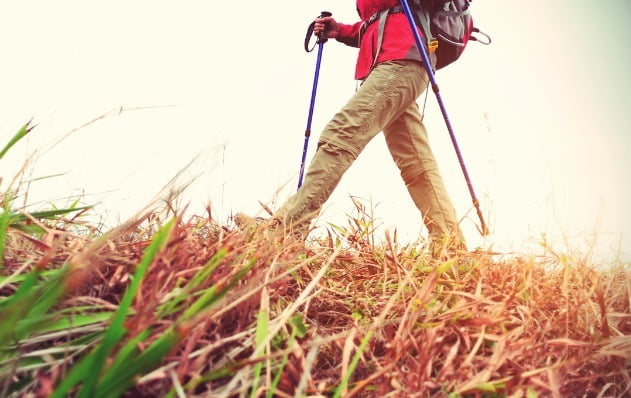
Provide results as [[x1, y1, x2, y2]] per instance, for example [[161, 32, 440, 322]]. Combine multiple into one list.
[[317, 11, 333, 44], [304, 11, 333, 52]]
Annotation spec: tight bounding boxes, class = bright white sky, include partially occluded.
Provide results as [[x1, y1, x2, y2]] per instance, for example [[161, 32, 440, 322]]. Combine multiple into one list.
[[1, 1, 630, 263]]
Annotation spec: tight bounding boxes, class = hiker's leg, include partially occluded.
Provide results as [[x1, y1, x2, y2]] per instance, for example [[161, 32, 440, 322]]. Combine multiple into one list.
[[277, 61, 425, 232], [383, 86, 465, 247], [276, 141, 354, 234]]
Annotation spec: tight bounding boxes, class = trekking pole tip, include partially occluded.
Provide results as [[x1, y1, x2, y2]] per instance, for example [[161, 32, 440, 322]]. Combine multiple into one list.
[[478, 221, 490, 237]]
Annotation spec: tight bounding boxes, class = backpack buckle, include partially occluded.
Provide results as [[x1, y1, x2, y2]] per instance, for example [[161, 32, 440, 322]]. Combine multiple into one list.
[[428, 39, 439, 52]]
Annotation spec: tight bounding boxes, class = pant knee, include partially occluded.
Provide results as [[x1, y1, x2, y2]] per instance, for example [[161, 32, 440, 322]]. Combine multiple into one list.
[[317, 139, 358, 161], [401, 164, 437, 187]]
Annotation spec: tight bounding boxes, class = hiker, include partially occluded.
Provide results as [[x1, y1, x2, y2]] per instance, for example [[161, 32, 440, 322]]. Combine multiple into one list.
[[240, 1, 466, 252]]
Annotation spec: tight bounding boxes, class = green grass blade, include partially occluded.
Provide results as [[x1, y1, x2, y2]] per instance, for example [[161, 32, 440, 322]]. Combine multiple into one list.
[[266, 352, 289, 398], [22, 269, 69, 317], [5, 222, 45, 237], [9, 206, 92, 225], [180, 358, 253, 395], [4, 206, 91, 239], [188, 247, 228, 286], [75, 218, 174, 398], [265, 318, 305, 398], [0, 268, 57, 287], [16, 312, 114, 336], [0, 121, 32, 160], [332, 330, 373, 398], [27, 173, 67, 183], [67, 328, 105, 343], [0, 268, 67, 347], [181, 259, 255, 321], [50, 350, 98, 398], [13, 286, 68, 342], [50, 219, 174, 398], [0, 198, 10, 270], [157, 248, 227, 318], [105, 329, 152, 373], [181, 285, 217, 320], [0, 270, 41, 310], [94, 329, 180, 398], [249, 309, 269, 398]]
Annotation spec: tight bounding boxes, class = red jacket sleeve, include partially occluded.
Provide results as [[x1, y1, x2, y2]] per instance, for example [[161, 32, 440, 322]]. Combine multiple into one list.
[[336, 22, 362, 48]]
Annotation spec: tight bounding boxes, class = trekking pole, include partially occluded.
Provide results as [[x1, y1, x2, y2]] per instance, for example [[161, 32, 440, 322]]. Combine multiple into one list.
[[298, 11, 332, 190], [399, 0, 489, 236]]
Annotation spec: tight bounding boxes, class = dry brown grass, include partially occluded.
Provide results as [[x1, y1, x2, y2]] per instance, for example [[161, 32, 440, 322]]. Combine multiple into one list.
[[2, 206, 630, 397]]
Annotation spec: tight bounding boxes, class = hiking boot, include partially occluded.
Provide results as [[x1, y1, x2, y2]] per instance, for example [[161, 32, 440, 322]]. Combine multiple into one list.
[[234, 213, 281, 231], [429, 237, 468, 261], [234, 212, 310, 242], [234, 213, 266, 228]]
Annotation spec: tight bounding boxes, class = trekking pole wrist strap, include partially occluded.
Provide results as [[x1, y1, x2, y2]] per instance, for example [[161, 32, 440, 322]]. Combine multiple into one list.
[[304, 11, 333, 53]]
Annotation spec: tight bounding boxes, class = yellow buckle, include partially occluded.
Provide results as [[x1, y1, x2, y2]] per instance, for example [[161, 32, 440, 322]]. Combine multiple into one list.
[[428, 39, 438, 53]]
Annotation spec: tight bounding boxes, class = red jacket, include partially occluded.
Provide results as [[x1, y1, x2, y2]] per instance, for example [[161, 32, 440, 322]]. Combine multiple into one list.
[[337, 0, 425, 80]]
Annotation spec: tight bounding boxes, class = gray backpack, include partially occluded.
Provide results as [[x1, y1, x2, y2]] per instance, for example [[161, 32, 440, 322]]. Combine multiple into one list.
[[412, 0, 491, 69]]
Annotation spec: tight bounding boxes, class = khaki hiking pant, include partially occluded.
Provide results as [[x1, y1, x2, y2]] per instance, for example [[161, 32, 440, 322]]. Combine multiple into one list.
[[277, 60, 464, 245]]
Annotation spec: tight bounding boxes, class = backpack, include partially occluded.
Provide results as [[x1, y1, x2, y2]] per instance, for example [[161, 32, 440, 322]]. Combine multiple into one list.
[[411, 0, 491, 69]]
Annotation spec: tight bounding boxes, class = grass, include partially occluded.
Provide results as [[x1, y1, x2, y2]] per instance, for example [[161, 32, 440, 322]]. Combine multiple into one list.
[[1, 122, 630, 397]]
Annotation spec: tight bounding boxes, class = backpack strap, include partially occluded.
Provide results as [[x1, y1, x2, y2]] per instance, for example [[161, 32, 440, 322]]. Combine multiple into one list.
[[366, 3, 439, 73], [370, 8, 393, 71], [411, 0, 434, 49], [368, 6, 421, 71]]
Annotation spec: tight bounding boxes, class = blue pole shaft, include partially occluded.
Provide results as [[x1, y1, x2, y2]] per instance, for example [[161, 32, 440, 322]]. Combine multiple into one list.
[[399, 0, 489, 236], [298, 41, 325, 190]]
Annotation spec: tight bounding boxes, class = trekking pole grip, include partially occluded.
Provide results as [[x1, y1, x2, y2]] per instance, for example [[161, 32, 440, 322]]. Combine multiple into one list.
[[317, 11, 333, 44], [304, 11, 333, 52]]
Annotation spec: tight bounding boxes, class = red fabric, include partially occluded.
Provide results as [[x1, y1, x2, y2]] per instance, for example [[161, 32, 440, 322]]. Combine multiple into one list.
[[337, 0, 424, 80]]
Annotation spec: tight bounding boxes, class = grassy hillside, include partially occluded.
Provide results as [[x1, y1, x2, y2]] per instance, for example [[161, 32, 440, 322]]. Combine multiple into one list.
[[1, 122, 630, 397]]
